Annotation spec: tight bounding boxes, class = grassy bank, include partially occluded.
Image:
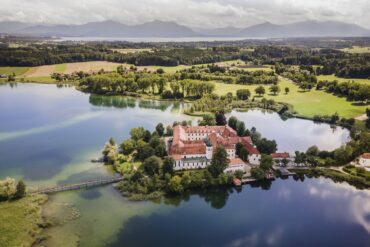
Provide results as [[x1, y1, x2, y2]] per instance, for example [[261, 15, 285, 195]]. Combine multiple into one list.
[[290, 167, 370, 189], [0, 195, 49, 247]]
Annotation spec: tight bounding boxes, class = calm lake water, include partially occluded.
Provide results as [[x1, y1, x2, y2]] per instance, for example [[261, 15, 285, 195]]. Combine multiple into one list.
[[58, 36, 264, 42], [0, 83, 368, 247]]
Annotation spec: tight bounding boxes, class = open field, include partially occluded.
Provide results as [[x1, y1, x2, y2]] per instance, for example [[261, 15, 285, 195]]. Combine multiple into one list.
[[339, 46, 370, 53], [54, 63, 67, 73], [23, 65, 56, 77], [0, 59, 272, 80], [0, 67, 30, 76], [214, 77, 368, 118], [62, 61, 121, 74], [0, 195, 48, 247], [317, 74, 370, 85], [111, 48, 153, 54]]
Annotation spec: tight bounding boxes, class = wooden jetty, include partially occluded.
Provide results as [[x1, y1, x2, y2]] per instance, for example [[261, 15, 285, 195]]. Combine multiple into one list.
[[28, 176, 124, 195], [276, 167, 296, 176]]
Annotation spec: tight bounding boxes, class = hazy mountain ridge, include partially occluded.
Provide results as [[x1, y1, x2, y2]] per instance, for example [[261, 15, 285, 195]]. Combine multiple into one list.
[[0, 20, 369, 38]]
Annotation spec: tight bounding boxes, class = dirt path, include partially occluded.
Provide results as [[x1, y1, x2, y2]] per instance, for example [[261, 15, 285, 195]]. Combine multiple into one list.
[[355, 114, 368, 121]]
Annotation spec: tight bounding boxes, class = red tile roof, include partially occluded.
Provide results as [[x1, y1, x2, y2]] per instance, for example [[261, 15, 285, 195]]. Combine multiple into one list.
[[271, 152, 290, 159], [229, 158, 246, 166], [169, 125, 260, 157], [361, 153, 370, 159]]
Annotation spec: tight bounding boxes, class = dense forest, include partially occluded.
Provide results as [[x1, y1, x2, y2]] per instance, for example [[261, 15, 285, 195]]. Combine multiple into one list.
[[0, 39, 369, 79]]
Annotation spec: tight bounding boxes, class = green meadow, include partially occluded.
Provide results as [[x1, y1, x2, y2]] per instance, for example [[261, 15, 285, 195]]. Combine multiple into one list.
[[214, 77, 368, 118], [0, 67, 30, 76], [317, 74, 370, 85]]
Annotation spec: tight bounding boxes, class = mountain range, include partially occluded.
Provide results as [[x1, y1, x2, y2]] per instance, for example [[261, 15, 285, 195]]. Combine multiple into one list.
[[0, 20, 369, 38]]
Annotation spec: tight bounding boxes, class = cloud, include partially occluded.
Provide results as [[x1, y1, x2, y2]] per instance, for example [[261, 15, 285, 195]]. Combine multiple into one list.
[[307, 179, 370, 234], [0, 0, 369, 28]]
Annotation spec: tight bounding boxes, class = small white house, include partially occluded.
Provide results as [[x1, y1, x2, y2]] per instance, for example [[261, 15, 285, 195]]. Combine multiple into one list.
[[358, 153, 370, 168], [224, 158, 249, 174]]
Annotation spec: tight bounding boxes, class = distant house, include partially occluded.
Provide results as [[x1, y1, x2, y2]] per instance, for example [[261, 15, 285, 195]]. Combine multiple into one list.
[[271, 152, 291, 160], [358, 153, 370, 168], [271, 152, 295, 166]]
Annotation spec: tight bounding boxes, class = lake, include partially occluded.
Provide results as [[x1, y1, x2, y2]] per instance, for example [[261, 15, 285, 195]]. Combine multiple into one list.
[[0, 83, 367, 247], [57, 36, 265, 42]]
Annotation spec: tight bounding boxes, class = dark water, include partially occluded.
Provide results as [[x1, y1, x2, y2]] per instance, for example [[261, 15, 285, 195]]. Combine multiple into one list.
[[110, 177, 370, 247], [0, 83, 368, 247]]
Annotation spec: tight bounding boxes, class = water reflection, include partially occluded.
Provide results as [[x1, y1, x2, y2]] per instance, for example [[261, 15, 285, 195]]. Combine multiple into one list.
[[307, 178, 370, 234], [89, 94, 187, 112], [229, 109, 350, 152], [109, 177, 370, 247]]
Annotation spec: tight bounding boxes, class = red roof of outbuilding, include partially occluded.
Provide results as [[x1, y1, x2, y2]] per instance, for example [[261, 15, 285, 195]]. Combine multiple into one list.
[[271, 152, 290, 159], [361, 153, 370, 159]]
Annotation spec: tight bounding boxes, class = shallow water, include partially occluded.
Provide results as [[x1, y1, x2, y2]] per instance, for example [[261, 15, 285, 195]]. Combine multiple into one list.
[[0, 83, 366, 247]]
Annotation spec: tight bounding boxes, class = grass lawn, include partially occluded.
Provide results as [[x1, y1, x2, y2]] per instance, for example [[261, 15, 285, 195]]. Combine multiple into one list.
[[0, 67, 30, 76], [317, 74, 370, 85], [23, 76, 57, 83], [214, 77, 368, 118], [339, 46, 370, 53], [54, 63, 67, 73], [0, 195, 48, 247]]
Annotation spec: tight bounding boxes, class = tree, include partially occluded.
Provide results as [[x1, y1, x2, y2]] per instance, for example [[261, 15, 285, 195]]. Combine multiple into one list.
[[306, 145, 319, 156], [208, 147, 229, 177], [330, 112, 339, 124], [236, 89, 251, 100], [166, 125, 173, 136], [236, 121, 246, 136], [156, 123, 165, 136], [142, 156, 162, 176], [168, 175, 184, 193], [157, 77, 167, 94], [251, 167, 265, 180], [334, 145, 353, 165], [137, 145, 155, 161], [236, 142, 249, 161], [215, 111, 227, 126], [102, 139, 117, 165], [181, 171, 191, 188], [234, 170, 244, 179], [149, 136, 161, 148], [269, 85, 280, 95], [0, 177, 17, 200], [109, 137, 115, 146], [260, 154, 273, 171], [256, 138, 277, 154], [163, 156, 174, 175], [15, 180, 26, 199], [155, 144, 167, 158], [255, 86, 265, 96], [199, 114, 216, 126], [285, 87, 290, 94], [121, 139, 135, 155], [228, 116, 238, 130], [156, 68, 165, 74], [7, 73, 15, 82], [130, 127, 146, 141]]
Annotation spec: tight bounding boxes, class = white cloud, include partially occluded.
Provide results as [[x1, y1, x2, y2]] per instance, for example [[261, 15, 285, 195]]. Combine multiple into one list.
[[0, 0, 369, 28]]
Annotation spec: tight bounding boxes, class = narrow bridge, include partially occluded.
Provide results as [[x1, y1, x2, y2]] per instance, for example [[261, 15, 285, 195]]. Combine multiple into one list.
[[28, 176, 124, 194]]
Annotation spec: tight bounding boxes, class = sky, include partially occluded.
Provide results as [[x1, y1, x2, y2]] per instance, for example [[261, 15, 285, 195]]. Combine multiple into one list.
[[0, 0, 369, 29]]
